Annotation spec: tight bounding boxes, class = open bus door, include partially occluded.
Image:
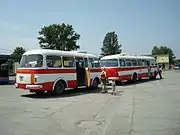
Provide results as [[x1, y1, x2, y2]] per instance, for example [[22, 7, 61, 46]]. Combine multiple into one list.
[[75, 60, 86, 86]]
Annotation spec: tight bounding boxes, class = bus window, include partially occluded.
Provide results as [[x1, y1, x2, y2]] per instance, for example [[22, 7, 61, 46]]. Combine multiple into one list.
[[132, 59, 137, 66], [106, 59, 118, 67], [89, 58, 94, 68], [100, 60, 107, 67], [125, 59, 132, 67], [84, 58, 88, 67], [94, 61, 100, 68], [137, 59, 142, 66], [119, 59, 125, 67], [151, 59, 155, 66], [20, 54, 43, 68], [46, 56, 62, 68], [142, 59, 146, 66], [63, 57, 74, 68], [146, 60, 150, 66]]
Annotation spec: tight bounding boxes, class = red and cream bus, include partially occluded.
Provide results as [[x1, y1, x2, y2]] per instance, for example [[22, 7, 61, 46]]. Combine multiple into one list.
[[100, 53, 158, 82], [15, 49, 101, 95]]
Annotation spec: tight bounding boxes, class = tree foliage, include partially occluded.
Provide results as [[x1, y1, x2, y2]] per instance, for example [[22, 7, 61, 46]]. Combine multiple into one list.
[[37, 23, 80, 51], [101, 31, 122, 56], [152, 46, 176, 64], [11, 47, 26, 62]]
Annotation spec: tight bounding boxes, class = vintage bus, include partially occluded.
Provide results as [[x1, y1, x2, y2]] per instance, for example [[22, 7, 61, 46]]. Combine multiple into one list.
[[100, 53, 158, 83], [15, 49, 101, 95]]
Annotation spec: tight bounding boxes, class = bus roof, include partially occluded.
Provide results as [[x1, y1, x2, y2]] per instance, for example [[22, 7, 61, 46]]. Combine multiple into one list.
[[100, 54, 155, 60], [23, 49, 98, 58]]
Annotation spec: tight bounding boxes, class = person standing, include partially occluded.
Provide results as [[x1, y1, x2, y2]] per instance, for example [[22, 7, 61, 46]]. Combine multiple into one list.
[[157, 65, 163, 79], [100, 67, 108, 93]]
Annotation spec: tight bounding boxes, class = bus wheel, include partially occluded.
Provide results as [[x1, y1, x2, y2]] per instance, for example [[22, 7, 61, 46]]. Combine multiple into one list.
[[92, 78, 99, 89], [35, 91, 45, 95], [54, 81, 65, 95], [132, 73, 137, 83]]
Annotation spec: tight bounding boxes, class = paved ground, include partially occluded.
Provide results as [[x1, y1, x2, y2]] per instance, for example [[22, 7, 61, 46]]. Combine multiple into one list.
[[0, 70, 180, 135]]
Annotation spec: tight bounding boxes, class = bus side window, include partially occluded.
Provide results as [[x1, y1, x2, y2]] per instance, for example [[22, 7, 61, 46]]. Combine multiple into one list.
[[93, 58, 100, 68], [119, 59, 125, 67], [100, 60, 107, 67], [125, 59, 132, 67], [46, 55, 62, 68], [94, 62, 100, 68], [63, 57, 75, 68], [132, 59, 137, 66], [84, 58, 88, 67], [152, 59, 156, 66], [146, 60, 150, 66], [142, 59, 145, 66], [89, 58, 94, 68], [137, 59, 142, 66]]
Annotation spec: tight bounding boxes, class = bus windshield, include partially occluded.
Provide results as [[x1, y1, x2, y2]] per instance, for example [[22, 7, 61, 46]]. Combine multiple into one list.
[[20, 54, 43, 68], [100, 59, 118, 67]]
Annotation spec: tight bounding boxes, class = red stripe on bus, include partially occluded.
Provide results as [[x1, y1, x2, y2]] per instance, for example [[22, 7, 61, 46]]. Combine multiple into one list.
[[16, 68, 101, 74], [105, 66, 157, 72], [16, 80, 77, 91], [17, 69, 76, 74]]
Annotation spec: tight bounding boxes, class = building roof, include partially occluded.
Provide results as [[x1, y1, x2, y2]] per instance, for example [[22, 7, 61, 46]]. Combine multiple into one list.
[[0, 54, 10, 60]]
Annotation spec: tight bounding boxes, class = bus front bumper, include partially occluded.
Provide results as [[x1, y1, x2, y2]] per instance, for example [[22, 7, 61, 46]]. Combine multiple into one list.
[[15, 83, 42, 89]]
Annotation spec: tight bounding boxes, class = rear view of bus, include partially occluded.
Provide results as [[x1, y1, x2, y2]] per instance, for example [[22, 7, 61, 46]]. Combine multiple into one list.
[[100, 54, 158, 83]]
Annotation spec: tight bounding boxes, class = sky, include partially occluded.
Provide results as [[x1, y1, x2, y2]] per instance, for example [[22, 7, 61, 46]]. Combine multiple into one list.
[[0, 0, 180, 57]]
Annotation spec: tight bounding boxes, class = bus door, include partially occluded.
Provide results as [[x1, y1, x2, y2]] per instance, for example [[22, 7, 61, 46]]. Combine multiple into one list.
[[75, 60, 86, 86]]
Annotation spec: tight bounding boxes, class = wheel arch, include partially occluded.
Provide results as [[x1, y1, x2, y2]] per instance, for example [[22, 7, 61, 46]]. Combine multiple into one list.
[[52, 78, 68, 91], [131, 72, 138, 80], [91, 76, 100, 86]]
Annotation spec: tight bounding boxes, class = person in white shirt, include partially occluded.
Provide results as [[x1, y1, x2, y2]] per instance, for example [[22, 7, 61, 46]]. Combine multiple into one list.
[[157, 65, 163, 79]]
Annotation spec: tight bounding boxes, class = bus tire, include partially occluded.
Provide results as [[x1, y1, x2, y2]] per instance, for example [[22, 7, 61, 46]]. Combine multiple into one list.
[[92, 78, 99, 89], [132, 73, 137, 83], [35, 91, 45, 95], [54, 81, 65, 95]]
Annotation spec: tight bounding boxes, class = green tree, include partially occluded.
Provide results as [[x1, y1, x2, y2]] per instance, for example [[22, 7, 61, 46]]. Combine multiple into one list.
[[37, 23, 80, 51], [11, 47, 26, 62], [152, 45, 176, 64], [101, 31, 122, 56]]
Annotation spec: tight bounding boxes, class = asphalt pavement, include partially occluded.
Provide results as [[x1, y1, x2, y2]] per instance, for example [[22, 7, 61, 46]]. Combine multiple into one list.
[[0, 70, 180, 135]]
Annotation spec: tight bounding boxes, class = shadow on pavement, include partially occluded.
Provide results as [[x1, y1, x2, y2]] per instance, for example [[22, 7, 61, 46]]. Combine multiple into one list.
[[21, 87, 113, 99], [20, 78, 163, 99], [115, 77, 164, 86]]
